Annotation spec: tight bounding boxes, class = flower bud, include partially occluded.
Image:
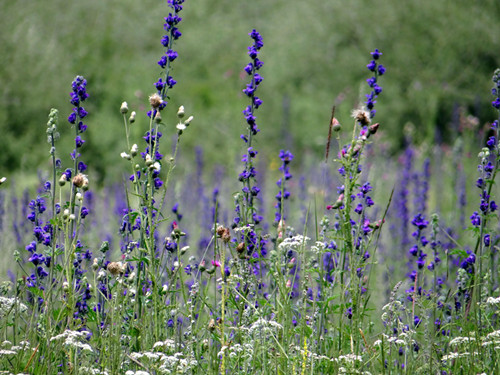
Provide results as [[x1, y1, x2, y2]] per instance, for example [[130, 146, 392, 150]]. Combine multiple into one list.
[[208, 319, 216, 332], [154, 111, 162, 123], [121, 152, 131, 160], [92, 258, 99, 271], [177, 105, 185, 118], [184, 116, 194, 126], [369, 123, 380, 135], [131, 144, 138, 157], [331, 117, 341, 132], [120, 102, 129, 114], [331, 194, 344, 209], [0, 177, 6, 185], [129, 111, 136, 123], [59, 174, 67, 186]]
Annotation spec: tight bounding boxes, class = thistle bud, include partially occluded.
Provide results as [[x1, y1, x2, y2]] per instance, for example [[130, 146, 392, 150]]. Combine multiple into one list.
[[120, 101, 129, 114], [369, 123, 380, 135], [236, 242, 245, 254], [331, 117, 341, 132]]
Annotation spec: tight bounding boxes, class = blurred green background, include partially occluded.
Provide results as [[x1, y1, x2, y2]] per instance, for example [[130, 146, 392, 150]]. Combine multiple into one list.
[[1, 0, 500, 182]]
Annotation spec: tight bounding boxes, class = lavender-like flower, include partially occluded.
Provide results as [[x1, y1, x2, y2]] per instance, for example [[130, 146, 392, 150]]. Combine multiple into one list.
[[365, 49, 386, 119], [152, 0, 185, 117], [274, 150, 294, 224]]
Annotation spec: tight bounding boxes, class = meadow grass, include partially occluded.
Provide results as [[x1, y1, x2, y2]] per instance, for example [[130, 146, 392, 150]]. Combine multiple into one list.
[[0, 1, 499, 374]]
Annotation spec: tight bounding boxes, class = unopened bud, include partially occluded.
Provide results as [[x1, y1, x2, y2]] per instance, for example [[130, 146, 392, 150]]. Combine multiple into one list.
[[154, 111, 162, 123], [208, 319, 216, 332], [0, 177, 6, 185], [129, 111, 136, 123], [120, 102, 129, 114], [121, 152, 131, 160], [131, 144, 138, 157], [92, 258, 99, 271], [236, 242, 245, 254], [331, 194, 344, 209], [184, 116, 194, 126], [331, 117, 341, 132], [59, 174, 67, 186], [177, 105, 185, 118], [369, 123, 380, 135]]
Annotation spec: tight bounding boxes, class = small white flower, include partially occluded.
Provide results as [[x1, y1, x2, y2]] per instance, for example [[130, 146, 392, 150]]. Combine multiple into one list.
[[176, 123, 187, 131], [120, 101, 129, 114], [0, 177, 6, 185]]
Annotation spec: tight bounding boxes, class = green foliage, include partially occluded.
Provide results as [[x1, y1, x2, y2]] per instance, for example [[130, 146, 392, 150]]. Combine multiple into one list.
[[2, 0, 500, 178]]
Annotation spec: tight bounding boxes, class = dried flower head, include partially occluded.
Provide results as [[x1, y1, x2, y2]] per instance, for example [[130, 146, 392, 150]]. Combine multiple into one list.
[[352, 108, 371, 126], [149, 93, 163, 109], [72, 174, 89, 189], [107, 261, 125, 276]]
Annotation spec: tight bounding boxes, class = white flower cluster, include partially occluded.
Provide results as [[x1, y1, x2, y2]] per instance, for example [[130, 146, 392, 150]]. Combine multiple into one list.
[[79, 367, 110, 375], [248, 317, 283, 336], [449, 335, 476, 346], [217, 343, 253, 359], [129, 350, 197, 374], [152, 339, 176, 351], [335, 353, 363, 364], [0, 297, 28, 320], [50, 330, 93, 353], [278, 235, 310, 251], [0, 340, 32, 358], [125, 371, 150, 375], [486, 296, 500, 305]]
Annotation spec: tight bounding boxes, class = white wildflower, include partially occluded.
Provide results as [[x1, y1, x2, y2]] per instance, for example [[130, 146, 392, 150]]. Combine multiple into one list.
[[50, 330, 92, 353], [278, 235, 310, 251], [449, 336, 475, 346], [335, 353, 362, 364], [0, 296, 28, 319], [486, 296, 500, 305]]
